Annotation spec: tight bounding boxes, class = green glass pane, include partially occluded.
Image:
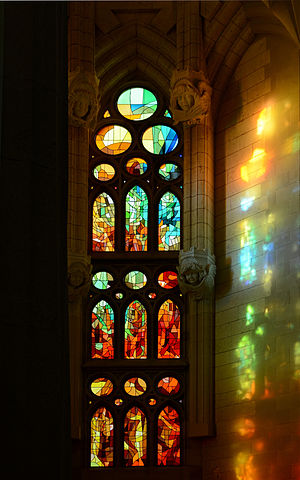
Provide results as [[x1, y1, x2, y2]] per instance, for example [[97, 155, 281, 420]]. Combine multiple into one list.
[[142, 125, 178, 154], [117, 87, 157, 121], [158, 192, 181, 250], [158, 163, 181, 181], [92, 271, 114, 289], [125, 186, 148, 251], [125, 271, 147, 289]]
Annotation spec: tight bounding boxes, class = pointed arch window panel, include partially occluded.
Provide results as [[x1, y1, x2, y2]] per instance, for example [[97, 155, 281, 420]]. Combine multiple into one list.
[[91, 300, 114, 359], [158, 299, 181, 359], [158, 192, 181, 251], [92, 193, 115, 252], [125, 186, 148, 251], [125, 300, 147, 359], [88, 83, 184, 468], [157, 407, 180, 466], [91, 407, 114, 467], [124, 407, 147, 466]]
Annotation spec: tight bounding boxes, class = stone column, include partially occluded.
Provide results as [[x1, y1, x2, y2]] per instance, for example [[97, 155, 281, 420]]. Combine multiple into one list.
[[170, 1, 216, 438], [68, 1, 99, 439]]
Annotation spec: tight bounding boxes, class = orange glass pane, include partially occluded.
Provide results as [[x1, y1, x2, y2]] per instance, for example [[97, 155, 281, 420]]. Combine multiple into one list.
[[158, 299, 180, 358], [157, 407, 180, 465], [90, 378, 113, 396], [124, 407, 147, 466], [91, 407, 114, 467], [157, 377, 180, 395]]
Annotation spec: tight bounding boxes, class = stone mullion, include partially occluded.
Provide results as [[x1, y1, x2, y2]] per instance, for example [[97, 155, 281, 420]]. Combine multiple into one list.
[[68, 1, 99, 441]]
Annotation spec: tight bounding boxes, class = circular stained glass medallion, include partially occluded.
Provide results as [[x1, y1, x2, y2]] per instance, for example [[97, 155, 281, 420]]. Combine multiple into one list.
[[117, 87, 157, 121], [158, 271, 178, 289], [149, 398, 156, 405], [157, 376, 180, 395], [92, 271, 114, 290], [115, 398, 123, 406], [124, 377, 147, 396], [158, 163, 181, 181], [95, 125, 132, 155], [126, 157, 148, 176], [90, 378, 113, 397], [125, 271, 147, 289], [142, 125, 178, 155], [93, 164, 115, 181]]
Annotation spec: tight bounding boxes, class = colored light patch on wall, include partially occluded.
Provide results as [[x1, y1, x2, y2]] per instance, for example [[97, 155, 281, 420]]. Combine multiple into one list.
[[157, 377, 180, 395], [158, 271, 178, 289], [93, 164, 115, 182], [157, 407, 180, 466], [158, 163, 181, 181], [240, 221, 256, 285], [124, 407, 147, 467], [126, 157, 147, 176], [124, 377, 147, 396], [92, 193, 115, 252], [92, 271, 114, 290], [90, 378, 113, 397], [125, 186, 148, 251], [142, 125, 179, 155], [236, 335, 256, 400], [95, 125, 132, 155], [125, 270, 147, 289], [125, 300, 147, 359], [158, 299, 180, 358], [91, 407, 114, 467], [117, 87, 157, 121], [158, 192, 181, 251], [91, 300, 114, 359], [240, 148, 266, 183]]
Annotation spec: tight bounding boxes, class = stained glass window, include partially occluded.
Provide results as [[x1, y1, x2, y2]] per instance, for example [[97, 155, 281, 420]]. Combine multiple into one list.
[[91, 408, 114, 467], [158, 271, 178, 289], [126, 157, 147, 175], [92, 193, 115, 252], [124, 407, 147, 466], [125, 270, 147, 289], [125, 186, 148, 251], [158, 163, 181, 181], [88, 83, 183, 469], [91, 300, 114, 359], [125, 300, 147, 359], [157, 407, 180, 465], [158, 192, 181, 251], [94, 164, 115, 181], [117, 87, 157, 121], [158, 299, 180, 358], [124, 377, 147, 396], [142, 125, 178, 154], [91, 378, 114, 397], [95, 125, 132, 155], [92, 271, 114, 289]]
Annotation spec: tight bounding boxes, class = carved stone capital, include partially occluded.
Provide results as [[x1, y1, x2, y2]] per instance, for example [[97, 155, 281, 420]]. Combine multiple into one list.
[[68, 68, 100, 128], [68, 259, 92, 302], [177, 246, 216, 298], [170, 69, 212, 127]]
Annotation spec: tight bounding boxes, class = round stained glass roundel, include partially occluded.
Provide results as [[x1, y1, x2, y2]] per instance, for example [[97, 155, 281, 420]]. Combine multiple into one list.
[[158, 163, 181, 181], [157, 377, 180, 395], [126, 157, 147, 176], [95, 125, 132, 155], [117, 87, 157, 121], [125, 271, 147, 289], [142, 125, 179, 155], [124, 377, 147, 396], [93, 164, 115, 181], [158, 271, 178, 289], [90, 378, 113, 396], [92, 271, 114, 290]]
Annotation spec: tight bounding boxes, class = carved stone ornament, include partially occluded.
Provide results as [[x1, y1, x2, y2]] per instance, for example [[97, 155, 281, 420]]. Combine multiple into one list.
[[170, 69, 212, 126], [68, 67, 100, 128], [177, 246, 216, 297], [68, 260, 92, 301]]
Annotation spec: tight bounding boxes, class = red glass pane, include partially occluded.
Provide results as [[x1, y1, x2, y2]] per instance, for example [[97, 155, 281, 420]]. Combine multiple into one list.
[[124, 407, 147, 466], [158, 271, 178, 289], [157, 407, 180, 465], [158, 299, 180, 358], [157, 377, 180, 395], [91, 301, 114, 359], [91, 407, 114, 467]]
